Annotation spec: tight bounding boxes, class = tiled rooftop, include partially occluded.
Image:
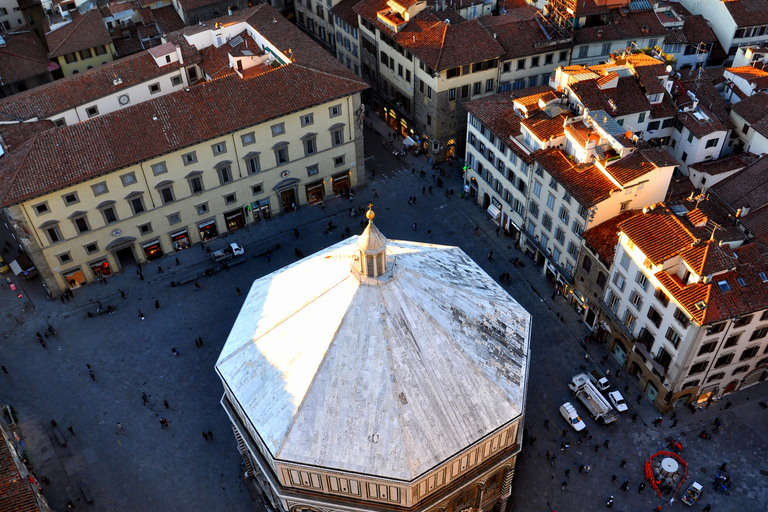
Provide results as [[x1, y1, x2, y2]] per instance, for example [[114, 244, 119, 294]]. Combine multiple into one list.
[[0, 433, 40, 512], [711, 155, 768, 243], [45, 9, 113, 59], [688, 152, 759, 176], [572, 9, 666, 45], [603, 148, 678, 185], [730, 91, 768, 125], [329, 0, 360, 27], [477, 14, 571, 60], [582, 209, 643, 264], [0, 25, 55, 85], [0, 5, 368, 207], [726, 65, 768, 89], [534, 148, 618, 207], [570, 76, 652, 117], [619, 203, 697, 266], [723, 0, 768, 28], [152, 4, 186, 34], [0, 49, 196, 120], [522, 111, 569, 142]]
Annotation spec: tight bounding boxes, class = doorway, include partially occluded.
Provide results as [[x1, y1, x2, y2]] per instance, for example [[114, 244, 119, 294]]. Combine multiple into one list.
[[280, 189, 297, 213], [116, 247, 136, 268], [585, 308, 596, 327], [482, 193, 491, 209]]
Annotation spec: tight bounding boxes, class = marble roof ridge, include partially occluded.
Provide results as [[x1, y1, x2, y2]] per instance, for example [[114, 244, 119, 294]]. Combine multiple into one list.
[[216, 272, 355, 367]]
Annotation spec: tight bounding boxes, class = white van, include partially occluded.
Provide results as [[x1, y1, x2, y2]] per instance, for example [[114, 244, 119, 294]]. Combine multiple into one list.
[[559, 402, 586, 431]]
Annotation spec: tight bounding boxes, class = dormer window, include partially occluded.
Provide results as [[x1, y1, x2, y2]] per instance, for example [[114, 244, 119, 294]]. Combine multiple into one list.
[[717, 280, 730, 292]]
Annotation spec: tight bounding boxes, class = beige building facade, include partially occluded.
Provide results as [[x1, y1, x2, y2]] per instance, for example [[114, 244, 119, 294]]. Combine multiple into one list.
[[0, 5, 367, 296]]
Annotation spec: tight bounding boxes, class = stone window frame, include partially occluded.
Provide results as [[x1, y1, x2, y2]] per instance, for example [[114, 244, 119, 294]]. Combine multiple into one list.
[[211, 141, 227, 156], [181, 152, 197, 166], [56, 251, 73, 264], [167, 211, 182, 225], [186, 171, 205, 194], [334, 155, 345, 167], [302, 133, 318, 156], [196, 202, 209, 215], [271, 122, 286, 137], [126, 191, 146, 215], [62, 191, 80, 206], [223, 192, 237, 205], [33, 201, 50, 216], [300, 113, 314, 127], [120, 172, 137, 187], [91, 181, 109, 197], [244, 152, 261, 174], [155, 180, 176, 205], [251, 183, 264, 196], [241, 132, 256, 146], [68, 211, 91, 235], [138, 222, 153, 235], [84, 241, 99, 254], [40, 220, 63, 244], [329, 124, 345, 147], [273, 142, 290, 165], [97, 200, 119, 225], [329, 104, 342, 118], [215, 160, 234, 185], [152, 161, 169, 175], [85, 105, 99, 118]]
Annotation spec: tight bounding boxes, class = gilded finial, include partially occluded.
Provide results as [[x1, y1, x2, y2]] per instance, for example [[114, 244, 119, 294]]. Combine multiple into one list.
[[366, 203, 375, 221]]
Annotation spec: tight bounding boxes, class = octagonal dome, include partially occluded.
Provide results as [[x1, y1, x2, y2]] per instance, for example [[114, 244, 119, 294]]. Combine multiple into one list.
[[216, 235, 531, 481]]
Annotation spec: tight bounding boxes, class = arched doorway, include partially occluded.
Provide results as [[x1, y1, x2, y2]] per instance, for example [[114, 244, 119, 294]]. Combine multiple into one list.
[[742, 368, 768, 388], [644, 381, 658, 401], [674, 393, 692, 408], [482, 193, 491, 209], [612, 339, 627, 364], [723, 380, 739, 394]]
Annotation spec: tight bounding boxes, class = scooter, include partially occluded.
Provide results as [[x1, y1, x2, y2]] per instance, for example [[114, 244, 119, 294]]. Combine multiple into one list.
[[699, 430, 712, 440]]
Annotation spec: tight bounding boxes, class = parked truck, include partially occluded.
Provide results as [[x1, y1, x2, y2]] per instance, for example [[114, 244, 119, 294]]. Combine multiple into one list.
[[588, 368, 611, 391], [681, 481, 702, 506], [569, 373, 619, 424], [210, 241, 245, 263]]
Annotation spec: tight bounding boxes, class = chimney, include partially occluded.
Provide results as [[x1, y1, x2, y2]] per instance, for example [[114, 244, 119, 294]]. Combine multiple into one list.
[[175, 44, 183, 65], [597, 28, 603, 39]]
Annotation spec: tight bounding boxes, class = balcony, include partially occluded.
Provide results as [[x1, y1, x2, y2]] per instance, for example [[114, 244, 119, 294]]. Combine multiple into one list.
[[377, 9, 407, 33], [599, 299, 636, 343]]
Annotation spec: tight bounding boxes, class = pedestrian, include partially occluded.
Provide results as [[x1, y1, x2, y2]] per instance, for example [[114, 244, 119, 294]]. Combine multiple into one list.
[[117, 422, 124, 434], [39, 338, 47, 348], [530, 436, 536, 444], [551, 455, 556, 467], [561, 481, 567, 491], [474, 226, 480, 236], [719, 463, 727, 472], [638, 481, 645, 493], [138, 310, 145, 320], [203, 431, 209, 440], [160, 419, 167, 429], [194, 280, 200, 291], [671, 411, 677, 419], [611, 474, 617, 482], [578, 464, 584, 473], [577, 437, 582, 446], [195, 339, 200, 348], [595, 444, 600, 453], [562, 427, 568, 437], [672, 419, 678, 427], [422, 186, 426, 195], [624, 385, 629, 393], [157, 265, 163, 273], [603, 439, 609, 449], [496, 226, 501, 237], [412, 223, 417, 231], [207, 430, 213, 439], [142, 392, 148, 405], [198, 337, 203, 346], [175, 257, 181, 266], [67, 499, 76, 509], [565, 469, 570, 479], [725, 401, 732, 409], [620, 480, 629, 491], [584, 465, 591, 474], [171, 347, 179, 356], [163, 400, 169, 409], [373, 189, 379, 198], [606, 369, 611, 377], [546, 449, 551, 461], [36, 331, 44, 341], [89, 370, 95, 381], [544, 418, 549, 428], [67, 426, 75, 435], [702, 505, 711, 512], [637, 394, 642, 404], [427, 230, 432, 238], [616, 369, 621, 377], [560, 441, 566, 451], [631, 413, 638, 422], [236, 287, 241, 296], [154, 299, 160, 310], [620, 458, 626, 468], [487, 250, 494, 261], [552, 291, 557, 300], [120, 289, 126, 299], [1, 366, 7, 374], [294, 228, 300, 239]]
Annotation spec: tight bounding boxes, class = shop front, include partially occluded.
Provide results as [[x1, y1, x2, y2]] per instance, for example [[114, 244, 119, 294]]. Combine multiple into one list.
[[305, 180, 325, 205], [251, 199, 271, 223], [89, 258, 113, 279], [198, 219, 218, 241], [273, 178, 300, 214], [332, 171, 350, 196], [142, 239, 163, 261], [487, 197, 502, 226], [170, 230, 191, 251], [225, 208, 246, 232], [63, 267, 86, 289]]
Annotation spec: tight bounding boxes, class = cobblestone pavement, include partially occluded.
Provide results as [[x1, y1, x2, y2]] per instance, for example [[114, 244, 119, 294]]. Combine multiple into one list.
[[0, 112, 766, 512]]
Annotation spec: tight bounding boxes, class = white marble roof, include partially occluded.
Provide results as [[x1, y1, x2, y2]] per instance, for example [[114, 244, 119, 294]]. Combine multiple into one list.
[[216, 236, 531, 481]]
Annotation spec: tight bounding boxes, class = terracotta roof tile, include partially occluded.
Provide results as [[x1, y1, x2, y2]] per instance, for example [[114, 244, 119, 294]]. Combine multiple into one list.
[[723, 0, 768, 28], [711, 155, 768, 242], [582, 209, 643, 264], [0, 5, 368, 207], [477, 14, 571, 60], [534, 148, 618, 207], [354, 0, 505, 71], [731, 91, 768, 125], [681, 14, 718, 44], [522, 111, 569, 141], [688, 152, 759, 176], [649, 91, 677, 119], [677, 104, 730, 139], [571, 76, 651, 117], [618, 203, 697, 265], [198, 31, 263, 79], [602, 148, 675, 186], [655, 270, 710, 323], [0, 49, 196, 120], [677, 70, 733, 130], [0, 25, 54, 85], [572, 9, 666, 45], [329, 0, 360, 27], [45, 9, 113, 59], [464, 93, 534, 164], [726, 65, 768, 89], [0, 434, 40, 512], [152, 5, 186, 34], [596, 71, 619, 88]]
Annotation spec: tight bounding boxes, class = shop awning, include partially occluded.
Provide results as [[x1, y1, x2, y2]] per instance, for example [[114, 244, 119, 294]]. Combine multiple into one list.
[[403, 136, 416, 147], [487, 204, 501, 220], [599, 321, 612, 333]]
